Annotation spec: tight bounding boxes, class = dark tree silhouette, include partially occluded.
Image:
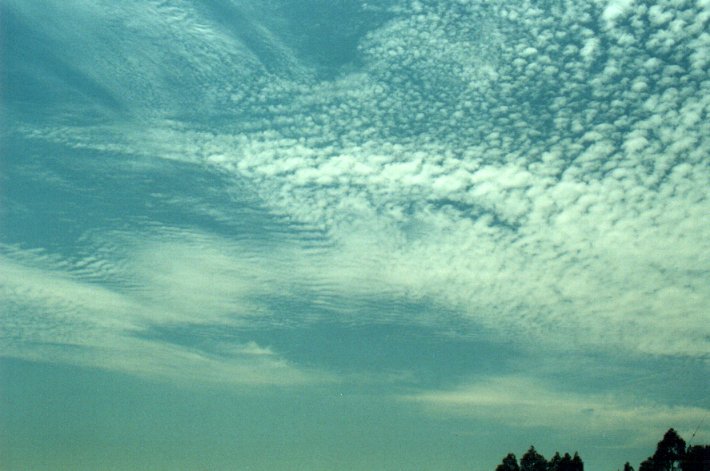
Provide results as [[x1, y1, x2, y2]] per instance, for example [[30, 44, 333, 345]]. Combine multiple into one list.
[[682, 445, 710, 471], [491, 428, 706, 471], [637, 428, 710, 471], [571, 452, 584, 471], [494, 446, 584, 471], [639, 428, 685, 471], [521, 446, 548, 471], [648, 428, 687, 471], [496, 453, 520, 471], [559, 453, 574, 471], [549, 452, 562, 471], [639, 458, 656, 471]]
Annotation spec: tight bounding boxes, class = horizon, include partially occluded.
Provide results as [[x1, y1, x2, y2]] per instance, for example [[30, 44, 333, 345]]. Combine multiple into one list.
[[1, 0, 708, 470]]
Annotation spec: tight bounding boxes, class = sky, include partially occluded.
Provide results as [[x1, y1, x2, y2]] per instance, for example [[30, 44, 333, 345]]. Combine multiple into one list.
[[0, 0, 708, 470]]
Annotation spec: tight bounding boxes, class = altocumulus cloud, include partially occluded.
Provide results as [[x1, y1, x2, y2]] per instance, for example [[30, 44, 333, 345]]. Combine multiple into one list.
[[4, 0, 709, 395]]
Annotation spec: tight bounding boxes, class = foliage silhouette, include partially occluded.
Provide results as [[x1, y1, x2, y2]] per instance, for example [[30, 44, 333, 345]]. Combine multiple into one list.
[[493, 428, 708, 471], [520, 446, 548, 471], [634, 429, 708, 471], [549, 452, 563, 471], [496, 453, 520, 471], [681, 445, 710, 471], [640, 428, 687, 471], [493, 428, 709, 471], [495, 447, 584, 471]]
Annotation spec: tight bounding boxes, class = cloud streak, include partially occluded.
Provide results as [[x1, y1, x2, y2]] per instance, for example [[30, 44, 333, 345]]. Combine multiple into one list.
[[403, 375, 709, 446], [0, 239, 327, 386]]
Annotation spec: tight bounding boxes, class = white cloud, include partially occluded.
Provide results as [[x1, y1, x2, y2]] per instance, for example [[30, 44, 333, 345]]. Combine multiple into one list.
[[8, 0, 710, 370], [403, 376, 709, 444], [602, 0, 636, 26], [0, 241, 327, 386]]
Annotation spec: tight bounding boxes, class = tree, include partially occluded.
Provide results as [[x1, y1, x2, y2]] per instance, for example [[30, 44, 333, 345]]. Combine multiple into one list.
[[559, 453, 573, 471], [652, 428, 687, 471], [521, 446, 548, 471], [681, 445, 710, 471], [624, 462, 635, 471], [497, 453, 520, 471], [639, 458, 655, 471], [571, 452, 584, 471], [548, 452, 562, 471]]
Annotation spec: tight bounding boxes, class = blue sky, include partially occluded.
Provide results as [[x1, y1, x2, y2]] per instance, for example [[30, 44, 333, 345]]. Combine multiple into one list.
[[1, 0, 708, 470]]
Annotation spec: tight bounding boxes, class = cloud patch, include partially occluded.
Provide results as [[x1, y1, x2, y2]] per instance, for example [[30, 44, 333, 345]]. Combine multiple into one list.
[[0, 239, 326, 386], [404, 375, 709, 445]]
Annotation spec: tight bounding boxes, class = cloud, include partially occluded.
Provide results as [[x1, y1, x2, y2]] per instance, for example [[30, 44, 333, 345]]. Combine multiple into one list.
[[602, 0, 636, 26], [5, 0, 709, 375], [0, 240, 327, 386], [403, 376, 709, 444], [3, 0, 310, 119]]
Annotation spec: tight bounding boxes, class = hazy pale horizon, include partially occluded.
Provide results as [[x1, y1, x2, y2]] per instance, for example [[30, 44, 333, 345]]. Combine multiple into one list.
[[1, 0, 708, 470]]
